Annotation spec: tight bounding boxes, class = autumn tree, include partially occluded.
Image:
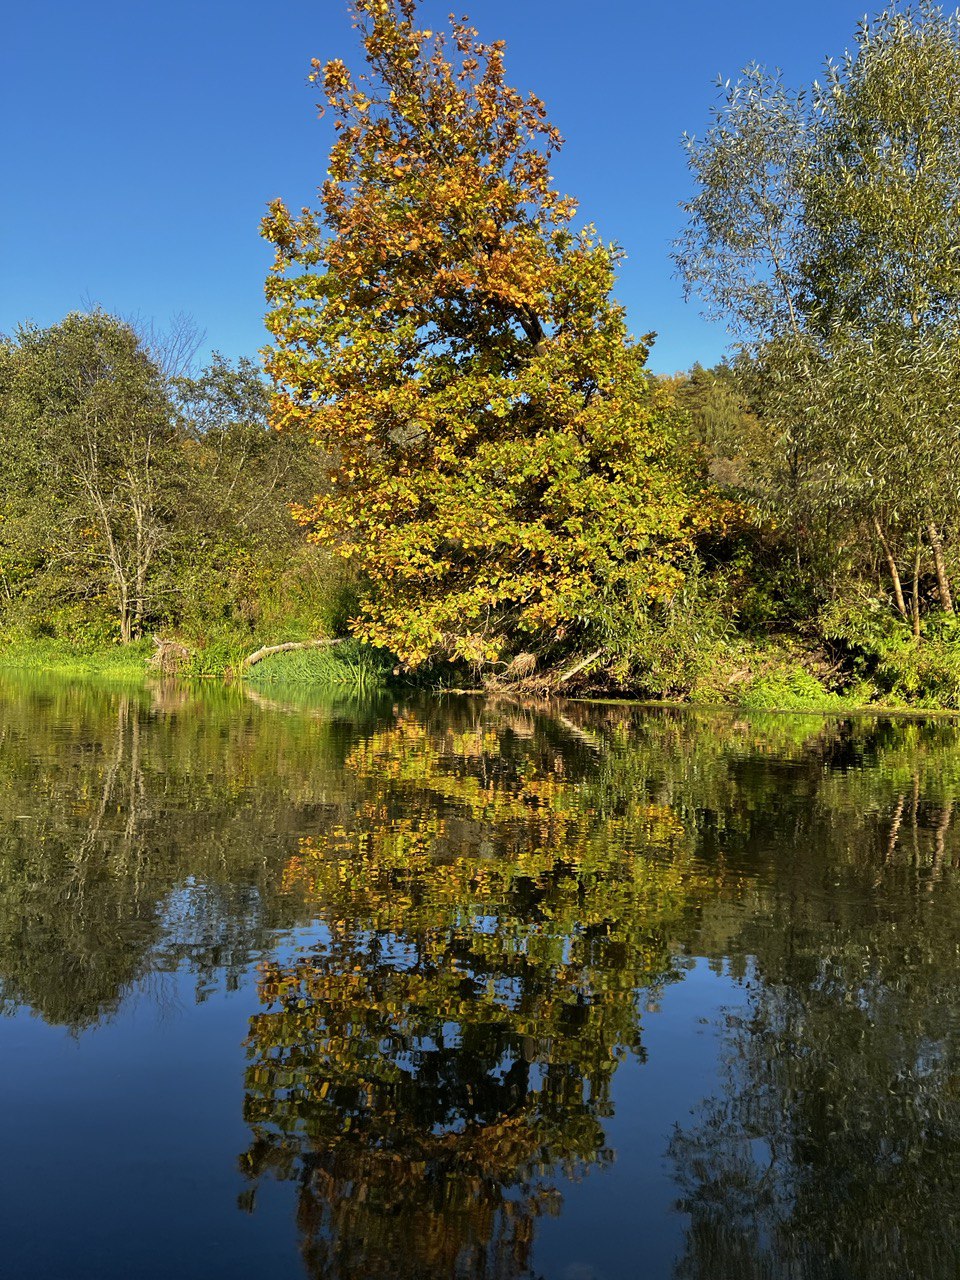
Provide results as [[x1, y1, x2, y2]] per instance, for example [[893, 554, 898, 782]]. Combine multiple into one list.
[[262, 0, 719, 675]]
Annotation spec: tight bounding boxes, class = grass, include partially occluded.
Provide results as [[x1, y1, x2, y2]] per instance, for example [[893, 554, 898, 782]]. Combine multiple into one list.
[[0, 637, 152, 681], [245, 639, 392, 691], [0, 630, 394, 692]]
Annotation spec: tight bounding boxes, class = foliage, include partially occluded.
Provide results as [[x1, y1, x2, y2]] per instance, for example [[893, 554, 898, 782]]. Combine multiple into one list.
[[594, 557, 732, 697], [676, 2, 960, 631], [737, 661, 846, 712], [676, 65, 810, 343], [672, 361, 771, 494], [169, 353, 345, 646], [0, 312, 180, 641], [262, 0, 724, 673], [822, 599, 960, 707], [0, 312, 351, 668]]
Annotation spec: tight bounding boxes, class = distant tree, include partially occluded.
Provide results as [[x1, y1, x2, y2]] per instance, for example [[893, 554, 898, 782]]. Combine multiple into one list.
[[175, 354, 288, 539], [262, 0, 721, 673], [0, 320, 339, 647], [0, 312, 179, 641], [171, 354, 342, 640], [673, 362, 769, 493]]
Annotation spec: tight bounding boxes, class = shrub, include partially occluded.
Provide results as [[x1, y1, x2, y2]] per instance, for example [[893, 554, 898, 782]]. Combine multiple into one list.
[[821, 600, 960, 708], [739, 662, 847, 711]]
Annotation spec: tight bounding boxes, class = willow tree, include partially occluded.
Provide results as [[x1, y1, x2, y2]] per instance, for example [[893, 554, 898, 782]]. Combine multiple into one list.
[[676, 2, 960, 622], [262, 0, 718, 673]]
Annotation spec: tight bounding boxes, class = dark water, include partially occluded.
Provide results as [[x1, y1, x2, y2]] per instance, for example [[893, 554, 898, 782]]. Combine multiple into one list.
[[2, 677, 960, 1279]]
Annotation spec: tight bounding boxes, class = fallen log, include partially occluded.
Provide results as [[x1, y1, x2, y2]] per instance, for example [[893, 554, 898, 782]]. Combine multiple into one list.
[[240, 638, 342, 672], [556, 648, 604, 685]]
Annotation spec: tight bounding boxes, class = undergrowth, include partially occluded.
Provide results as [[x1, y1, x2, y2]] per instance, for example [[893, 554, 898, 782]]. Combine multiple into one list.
[[822, 602, 960, 709]]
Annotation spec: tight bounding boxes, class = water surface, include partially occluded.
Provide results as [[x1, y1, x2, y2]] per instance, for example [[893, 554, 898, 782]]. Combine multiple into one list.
[[2, 677, 959, 1278]]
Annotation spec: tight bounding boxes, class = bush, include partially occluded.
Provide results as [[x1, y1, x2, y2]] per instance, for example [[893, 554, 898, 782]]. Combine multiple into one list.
[[739, 662, 847, 711], [602, 560, 732, 698], [821, 600, 960, 708]]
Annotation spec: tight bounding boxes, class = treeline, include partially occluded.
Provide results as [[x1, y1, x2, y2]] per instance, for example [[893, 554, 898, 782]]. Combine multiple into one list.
[[667, 0, 960, 707], [0, 311, 353, 669], [5, 0, 960, 707]]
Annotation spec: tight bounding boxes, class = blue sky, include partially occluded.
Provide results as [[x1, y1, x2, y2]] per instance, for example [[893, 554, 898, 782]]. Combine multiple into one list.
[[4, 1, 880, 373]]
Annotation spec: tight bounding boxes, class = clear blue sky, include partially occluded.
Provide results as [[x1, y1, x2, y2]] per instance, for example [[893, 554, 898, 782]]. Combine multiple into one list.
[[3, 1, 878, 373]]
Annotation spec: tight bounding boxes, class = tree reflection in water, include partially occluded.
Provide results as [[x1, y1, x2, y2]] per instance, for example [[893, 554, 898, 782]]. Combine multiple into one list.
[[668, 724, 960, 1280], [0, 675, 389, 1027], [3, 678, 960, 1277], [239, 708, 960, 1279], [240, 711, 721, 1279]]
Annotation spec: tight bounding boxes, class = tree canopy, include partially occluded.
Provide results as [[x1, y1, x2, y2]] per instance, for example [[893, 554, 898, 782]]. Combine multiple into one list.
[[675, 1, 960, 627], [262, 0, 722, 674]]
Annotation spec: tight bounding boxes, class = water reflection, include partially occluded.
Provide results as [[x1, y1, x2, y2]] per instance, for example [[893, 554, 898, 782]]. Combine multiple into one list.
[[0, 676, 389, 1025], [2, 678, 960, 1277], [241, 711, 718, 1278], [236, 706, 960, 1279], [669, 761, 960, 1280]]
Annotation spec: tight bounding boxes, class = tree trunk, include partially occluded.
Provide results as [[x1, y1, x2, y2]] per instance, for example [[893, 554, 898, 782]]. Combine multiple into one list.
[[912, 541, 922, 639], [932, 803, 954, 882], [873, 518, 908, 619], [132, 561, 148, 639], [926, 517, 954, 614], [556, 649, 604, 685]]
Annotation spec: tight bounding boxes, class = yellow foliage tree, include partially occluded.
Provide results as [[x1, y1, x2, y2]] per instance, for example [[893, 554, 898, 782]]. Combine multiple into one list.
[[262, 0, 724, 672]]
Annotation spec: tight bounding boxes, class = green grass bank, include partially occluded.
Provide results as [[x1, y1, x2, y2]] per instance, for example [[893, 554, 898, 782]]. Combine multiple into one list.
[[3, 626, 960, 714]]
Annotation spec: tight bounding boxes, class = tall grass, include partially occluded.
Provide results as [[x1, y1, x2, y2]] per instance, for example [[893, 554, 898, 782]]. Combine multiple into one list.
[[0, 637, 151, 681], [245, 640, 392, 691]]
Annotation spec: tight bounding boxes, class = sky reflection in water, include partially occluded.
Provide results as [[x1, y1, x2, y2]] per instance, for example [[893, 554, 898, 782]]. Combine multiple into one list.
[[1, 677, 959, 1279]]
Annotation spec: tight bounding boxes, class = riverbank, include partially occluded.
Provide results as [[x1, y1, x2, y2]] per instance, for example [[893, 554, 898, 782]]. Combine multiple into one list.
[[0, 635, 392, 691], [0, 638, 154, 682], [3, 631, 960, 714]]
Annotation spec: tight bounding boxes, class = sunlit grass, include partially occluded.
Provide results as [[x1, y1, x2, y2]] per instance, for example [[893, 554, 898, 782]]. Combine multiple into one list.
[[245, 639, 392, 690], [0, 638, 151, 681]]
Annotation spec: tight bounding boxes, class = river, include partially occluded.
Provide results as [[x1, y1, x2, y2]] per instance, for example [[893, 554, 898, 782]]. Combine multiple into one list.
[[1, 675, 958, 1278]]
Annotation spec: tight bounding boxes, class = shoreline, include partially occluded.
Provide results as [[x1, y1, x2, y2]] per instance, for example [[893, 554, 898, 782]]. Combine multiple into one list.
[[1, 642, 958, 718]]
